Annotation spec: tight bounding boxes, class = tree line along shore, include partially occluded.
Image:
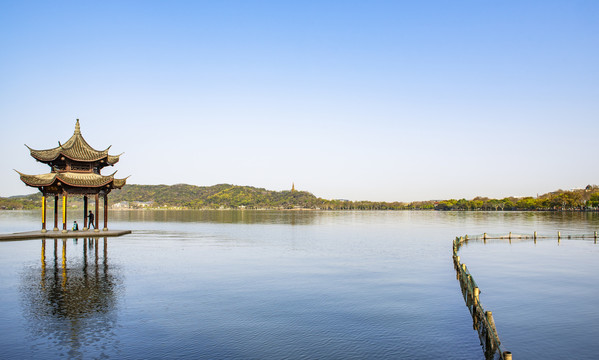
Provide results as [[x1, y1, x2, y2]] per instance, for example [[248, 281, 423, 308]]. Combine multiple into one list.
[[1, 183, 598, 211]]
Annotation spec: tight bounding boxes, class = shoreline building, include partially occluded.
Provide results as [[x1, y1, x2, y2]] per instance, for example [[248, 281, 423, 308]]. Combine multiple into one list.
[[16, 120, 128, 233]]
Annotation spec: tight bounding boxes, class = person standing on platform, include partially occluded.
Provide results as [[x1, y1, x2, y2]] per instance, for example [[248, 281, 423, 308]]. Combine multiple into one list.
[[88, 210, 95, 229]]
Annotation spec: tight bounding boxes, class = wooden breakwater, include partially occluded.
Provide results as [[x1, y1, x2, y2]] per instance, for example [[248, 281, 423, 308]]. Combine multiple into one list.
[[473, 231, 598, 242], [453, 231, 599, 359], [453, 235, 511, 360]]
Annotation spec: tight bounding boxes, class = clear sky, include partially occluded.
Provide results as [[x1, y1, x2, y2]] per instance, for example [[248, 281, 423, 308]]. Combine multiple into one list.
[[1, 1, 597, 202]]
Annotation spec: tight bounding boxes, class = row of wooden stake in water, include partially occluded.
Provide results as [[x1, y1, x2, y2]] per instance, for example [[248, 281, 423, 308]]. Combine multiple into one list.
[[477, 231, 598, 241], [454, 231, 599, 359], [453, 236, 512, 360]]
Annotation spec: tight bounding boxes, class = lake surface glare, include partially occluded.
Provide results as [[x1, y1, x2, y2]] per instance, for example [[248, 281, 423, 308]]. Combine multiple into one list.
[[0, 210, 598, 359]]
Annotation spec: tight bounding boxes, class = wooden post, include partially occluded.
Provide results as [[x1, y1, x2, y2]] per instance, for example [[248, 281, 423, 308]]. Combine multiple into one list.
[[473, 287, 480, 304], [94, 193, 100, 232], [483, 233, 487, 240], [53, 195, 59, 231], [41, 194, 47, 233], [508, 232, 512, 239], [534, 231, 537, 240], [62, 193, 68, 233], [558, 231, 561, 244], [83, 196, 88, 230], [503, 351, 512, 360], [466, 275, 472, 306], [103, 193, 108, 231], [485, 311, 497, 351]]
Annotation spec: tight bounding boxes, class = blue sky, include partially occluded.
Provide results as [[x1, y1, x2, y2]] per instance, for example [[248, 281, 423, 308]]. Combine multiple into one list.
[[1, 1, 597, 201]]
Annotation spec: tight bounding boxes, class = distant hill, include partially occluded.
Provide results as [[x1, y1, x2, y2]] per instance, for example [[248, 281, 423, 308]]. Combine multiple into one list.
[[110, 183, 327, 209], [1, 183, 598, 211]]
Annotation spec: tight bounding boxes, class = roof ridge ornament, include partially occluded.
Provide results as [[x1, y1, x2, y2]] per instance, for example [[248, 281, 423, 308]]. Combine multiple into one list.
[[74, 119, 81, 135]]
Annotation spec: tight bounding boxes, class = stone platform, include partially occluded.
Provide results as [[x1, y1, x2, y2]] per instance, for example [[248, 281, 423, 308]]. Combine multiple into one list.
[[0, 229, 132, 241]]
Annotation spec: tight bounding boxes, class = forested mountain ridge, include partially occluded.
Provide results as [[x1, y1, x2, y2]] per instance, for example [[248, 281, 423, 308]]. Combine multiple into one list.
[[110, 183, 326, 209], [2, 183, 598, 211]]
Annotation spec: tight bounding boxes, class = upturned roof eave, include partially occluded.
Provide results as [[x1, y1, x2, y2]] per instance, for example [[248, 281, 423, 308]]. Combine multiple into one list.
[[26, 145, 120, 164], [16, 171, 126, 189]]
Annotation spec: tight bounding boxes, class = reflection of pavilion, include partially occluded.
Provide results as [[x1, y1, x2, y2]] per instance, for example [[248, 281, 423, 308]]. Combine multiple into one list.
[[21, 238, 122, 358]]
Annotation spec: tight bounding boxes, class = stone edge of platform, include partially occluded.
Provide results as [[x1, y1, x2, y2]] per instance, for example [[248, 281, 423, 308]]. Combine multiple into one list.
[[0, 230, 132, 241]]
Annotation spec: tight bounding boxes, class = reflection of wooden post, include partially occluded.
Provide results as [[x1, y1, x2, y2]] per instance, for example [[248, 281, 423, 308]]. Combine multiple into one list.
[[62, 240, 67, 268], [83, 196, 88, 230], [62, 193, 68, 233], [41, 195, 47, 233], [41, 239, 46, 266], [103, 238, 108, 274], [54, 195, 59, 231], [62, 239, 67, 289], [95, 238, 99, 266], [103, 193, 108, 231], [94, 193, 100, 232], [41, 239, 46, 287], [83, 237, 88, 269]]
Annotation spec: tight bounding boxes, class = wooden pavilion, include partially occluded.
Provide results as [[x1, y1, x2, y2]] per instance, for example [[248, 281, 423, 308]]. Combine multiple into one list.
[[16, 120, 128, 233]]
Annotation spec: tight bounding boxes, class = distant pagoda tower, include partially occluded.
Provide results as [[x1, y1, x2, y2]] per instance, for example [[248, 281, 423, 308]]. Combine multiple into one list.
[[16, 119, 128, 233], [291, 182, 295, 192]]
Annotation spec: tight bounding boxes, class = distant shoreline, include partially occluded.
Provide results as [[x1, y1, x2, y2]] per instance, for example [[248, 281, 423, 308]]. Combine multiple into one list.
[[1, 207, 598, 213], [2, 183, 598, 212]]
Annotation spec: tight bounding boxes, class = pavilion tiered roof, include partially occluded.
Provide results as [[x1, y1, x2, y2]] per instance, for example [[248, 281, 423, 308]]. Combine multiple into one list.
[[17, 119, 127, 194], [26, 120, 121, 166]]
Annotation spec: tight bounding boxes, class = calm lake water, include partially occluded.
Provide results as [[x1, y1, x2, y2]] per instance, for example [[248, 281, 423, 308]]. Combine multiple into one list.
[[0, 210, 598, 359]]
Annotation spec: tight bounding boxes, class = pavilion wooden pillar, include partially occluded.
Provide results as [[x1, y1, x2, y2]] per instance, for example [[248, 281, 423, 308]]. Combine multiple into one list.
[[94, 193, 100, 232], [62, 192, 68, 233], [41, 193, 47, 233], [83, 196, 88, 230], [103, 193, 108, 231], [53, 195, 59, 231]]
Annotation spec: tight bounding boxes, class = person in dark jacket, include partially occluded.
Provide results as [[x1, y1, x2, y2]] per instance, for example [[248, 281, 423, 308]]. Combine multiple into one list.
[[88, 210, 95, 229]]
